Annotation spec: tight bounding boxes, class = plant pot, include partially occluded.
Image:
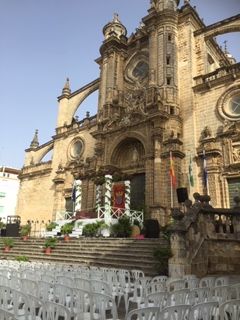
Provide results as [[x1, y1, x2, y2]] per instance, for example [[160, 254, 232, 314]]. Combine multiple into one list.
[[131, 225, 140, 238], [101, 228, 110, 237], [64, 234, 70, 242], [45, 247, 52, 255], [4, 246, 10, 252], [22, 236, 28, 241]]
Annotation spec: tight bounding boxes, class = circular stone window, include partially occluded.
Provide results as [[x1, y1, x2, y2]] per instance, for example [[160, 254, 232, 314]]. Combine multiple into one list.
[[217, 86, 240, 121], [68, 138, 84, 160]]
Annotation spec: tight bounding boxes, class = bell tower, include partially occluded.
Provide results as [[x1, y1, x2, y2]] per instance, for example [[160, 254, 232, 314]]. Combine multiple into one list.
[[97, 14, 127, 121]]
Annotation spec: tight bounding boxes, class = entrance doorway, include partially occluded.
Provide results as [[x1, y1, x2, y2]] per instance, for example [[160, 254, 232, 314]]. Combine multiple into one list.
[[130, 174, 145, 211], [228, 178, 240, 208]]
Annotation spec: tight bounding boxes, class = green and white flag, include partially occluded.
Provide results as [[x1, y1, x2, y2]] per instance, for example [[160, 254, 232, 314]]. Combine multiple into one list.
[[189, 155, 194, 187]]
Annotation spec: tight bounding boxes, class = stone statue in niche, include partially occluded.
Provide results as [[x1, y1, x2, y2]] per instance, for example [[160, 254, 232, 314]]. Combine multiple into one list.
[[201, 126, 212, 140], [232, 147, 240, 162], [132, 146, 139, 163]]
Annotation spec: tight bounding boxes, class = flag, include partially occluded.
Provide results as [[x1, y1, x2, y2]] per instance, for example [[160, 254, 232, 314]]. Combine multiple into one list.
[[170, 151, 177, 188], [71, 182, 76, 202], [203, 149, 208, 188], [188, 155, 194, 187]]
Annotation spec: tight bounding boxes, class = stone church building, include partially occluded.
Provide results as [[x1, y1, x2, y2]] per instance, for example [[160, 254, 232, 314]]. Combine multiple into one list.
[[16, 0, 240, 224]]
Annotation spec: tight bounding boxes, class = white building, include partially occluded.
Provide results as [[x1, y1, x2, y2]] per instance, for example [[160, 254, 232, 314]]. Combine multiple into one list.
[[0, 167, 20, 223]]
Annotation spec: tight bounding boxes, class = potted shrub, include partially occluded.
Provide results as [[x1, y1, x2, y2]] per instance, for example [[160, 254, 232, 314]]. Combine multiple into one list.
[[60, 222, 74, 241], [44, 237, 57, 254], [3, 238, 14, 252], [45, 221, 58, 231], [99, 222, 111, 237], [111, 216, 132, 237], [20, 224, 31, 240], [82, 222, 99, 237]]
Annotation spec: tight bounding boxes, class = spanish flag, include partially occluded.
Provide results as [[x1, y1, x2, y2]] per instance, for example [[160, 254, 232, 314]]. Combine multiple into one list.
[[170, 151, 177, 188]]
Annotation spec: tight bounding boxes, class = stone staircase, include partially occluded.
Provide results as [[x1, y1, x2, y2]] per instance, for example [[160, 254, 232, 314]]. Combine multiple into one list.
[[0, 237, 168, 276]]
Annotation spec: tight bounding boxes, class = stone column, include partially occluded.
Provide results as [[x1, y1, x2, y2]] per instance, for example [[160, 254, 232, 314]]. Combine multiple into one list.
[[104, 174, 112, 224], [124, 180, 131, 216], [75, 180, 82, 212]]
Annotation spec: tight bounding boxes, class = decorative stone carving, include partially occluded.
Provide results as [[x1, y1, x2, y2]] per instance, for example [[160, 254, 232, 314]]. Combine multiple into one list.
[[124, 88, 147, 115], [232, 147, 240, 162]]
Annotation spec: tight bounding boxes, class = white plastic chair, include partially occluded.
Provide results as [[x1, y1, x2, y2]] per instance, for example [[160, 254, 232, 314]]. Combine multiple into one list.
[[126, 278, 151, 314], [53, 284, 74, 314], [21, 278, 39, 297], [199, 276, 216, 288], [189, 301, 219, 320], [215, 276, 229, 287], [159, 304, 190, 320], [167, 289, 190, 306], [38, 280, 54, 302], [72, 288, 91, 320], [146, 281, 167, 295], [56, 275, 73, 287], [91, 292, 119, 320], [41, 301, 71, 320], [219, 299, 240, 320], [189, 287, 212, 305], [131, 269, 145, 282], [26, 294, 43, 320], [229, 283, 240, 299], [126, 306, 160, 320], [144, 292, 168, 310], [167, 279, 186, 292], [184, 277, 199, 290], [90, 279, 111, 295], [211, 285, 231, 303], [0, 285, 14, 312], [74, 278, 91, 291], [0, 308, 18, 320]]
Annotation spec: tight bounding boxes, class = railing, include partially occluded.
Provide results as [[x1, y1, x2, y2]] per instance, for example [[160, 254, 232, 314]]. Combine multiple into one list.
[[168, 195, 240, 277], [97, 206, 144, 224], [194, 62, 240, 86], [55, 211, 74, 221], [21, 161, 52, 175]]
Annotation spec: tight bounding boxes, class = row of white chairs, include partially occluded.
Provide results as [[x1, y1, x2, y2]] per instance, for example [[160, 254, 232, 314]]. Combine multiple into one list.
[[127, 300, 240, 320], [0, 285, 118, 320]]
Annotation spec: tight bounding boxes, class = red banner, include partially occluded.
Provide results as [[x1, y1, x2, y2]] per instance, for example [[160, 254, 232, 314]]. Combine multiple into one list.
[[113, 183, 125, 209]]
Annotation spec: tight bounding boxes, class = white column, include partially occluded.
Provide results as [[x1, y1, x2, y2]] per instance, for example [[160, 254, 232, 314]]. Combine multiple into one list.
[[75, 179, 82, 212], [104, 174, 112, 224], [96, 184, 102, 217], [124, 180, 131, 216]]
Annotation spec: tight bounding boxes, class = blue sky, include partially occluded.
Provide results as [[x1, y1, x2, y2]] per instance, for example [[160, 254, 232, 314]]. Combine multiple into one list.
[[0, 0, 239, 169]]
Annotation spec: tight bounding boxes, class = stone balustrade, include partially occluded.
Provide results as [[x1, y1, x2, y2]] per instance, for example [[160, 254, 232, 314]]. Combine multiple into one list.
[[194, 62, 240, 86], [168, 194, 240, 278], [20, 161, 52, 177]]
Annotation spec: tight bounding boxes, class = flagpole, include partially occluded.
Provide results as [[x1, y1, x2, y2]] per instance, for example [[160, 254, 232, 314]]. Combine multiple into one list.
[[170, 150, 174, 208], [203, 149, 209, 195]]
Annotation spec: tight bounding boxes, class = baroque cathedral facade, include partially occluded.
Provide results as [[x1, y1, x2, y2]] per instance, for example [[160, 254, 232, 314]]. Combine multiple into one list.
[[16, 0, 240, 224]]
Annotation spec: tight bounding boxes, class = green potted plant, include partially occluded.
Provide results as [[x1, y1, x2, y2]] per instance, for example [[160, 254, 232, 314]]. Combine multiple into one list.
[[60, 222, 74, 241], [44, 237, 57, 254], [20, 224, 31, 240], [45, 221, 58, 231], [3, 237, 14, 252], [82, 222, 99, 237], [111, 216, 132, 237]]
